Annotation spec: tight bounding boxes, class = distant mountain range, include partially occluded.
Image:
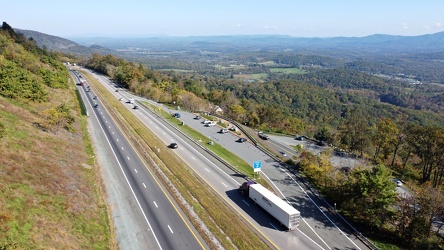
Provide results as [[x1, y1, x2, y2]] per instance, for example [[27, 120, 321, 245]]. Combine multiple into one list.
[[70, 32, 444, 53], [14, 28, 444, 55], [15, 28, 113, 55]]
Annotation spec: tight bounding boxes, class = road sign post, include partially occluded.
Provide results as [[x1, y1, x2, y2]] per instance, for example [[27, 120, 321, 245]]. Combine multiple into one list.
[[253, 161, 262, 179]]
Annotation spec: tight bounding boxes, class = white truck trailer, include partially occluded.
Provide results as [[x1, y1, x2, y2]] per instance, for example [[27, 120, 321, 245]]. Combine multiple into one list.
[[239, 181, 300, 230]]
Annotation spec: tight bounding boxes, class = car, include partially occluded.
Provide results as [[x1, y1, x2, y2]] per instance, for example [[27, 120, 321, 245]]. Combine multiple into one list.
[[93, 103, 99, 108], [295, 136, 304, 141], [93, 96, 97, 99], [237, 138, 247, 143], [279, 151, 287, 157], [133, 105, 139, 109], [219, 128, 229, 133], [173, 113, 181, 118], [395, 180, 403, 187], [115, 89, 119, 92], [168, 143, 178, 149], [119, 98, 124, 101], [194, 115, 201, 120], [317, 141, 327, 147]]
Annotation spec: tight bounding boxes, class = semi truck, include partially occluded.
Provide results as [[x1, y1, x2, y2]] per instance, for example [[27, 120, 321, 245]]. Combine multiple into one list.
[[239, 181, 300, 230]]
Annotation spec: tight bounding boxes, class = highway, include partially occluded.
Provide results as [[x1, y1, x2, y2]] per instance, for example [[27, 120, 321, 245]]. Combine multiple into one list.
[[85, 68, 372, 249], [70, 70, 206, 250]]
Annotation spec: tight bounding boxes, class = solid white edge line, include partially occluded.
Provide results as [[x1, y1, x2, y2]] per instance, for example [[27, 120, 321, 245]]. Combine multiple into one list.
[[168, 225, 173, 234]]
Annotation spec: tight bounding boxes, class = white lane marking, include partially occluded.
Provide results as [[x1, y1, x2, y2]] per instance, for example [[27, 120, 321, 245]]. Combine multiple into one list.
[[270, 223, 278, 230], [105, 120, 108, 123], [156, 126, 159, 129], [109, 126, 111, 128], [297, 229, 326, 250], [121, 147, 124, 150], [89, 103, 163, 249], [242, 200, 250, 206], [221, 182, 227, 187], [127, 156, 130, 160], [168, 225, 173, 234], [262, 171, 338, 250], [153, 201, 158, 208], [116, 139, 119, 142], [205, 168, 210, 172], [112, 132, 114, 134], [162, 132, 166, 135], [191, 156, 196, 160], [134, 169, 138, 173], [143, 183, 146, 188]]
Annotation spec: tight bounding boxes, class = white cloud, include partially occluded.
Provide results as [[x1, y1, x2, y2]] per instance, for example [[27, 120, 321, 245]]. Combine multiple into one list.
[[436, 22, 443, 28], [402, 22, 409, 29]]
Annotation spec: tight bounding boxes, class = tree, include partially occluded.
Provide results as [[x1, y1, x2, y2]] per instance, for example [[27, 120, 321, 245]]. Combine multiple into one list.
[[406, 125, 444, 186], [338, 108, 371, 157], [314, 126, 334, 144], [372, 118, 398, 162], [346, 165, 397, 227]]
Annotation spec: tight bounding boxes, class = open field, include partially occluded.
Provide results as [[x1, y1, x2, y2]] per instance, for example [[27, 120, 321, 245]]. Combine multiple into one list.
[[234, 73, 268, 80], [269, 67, 306, 74]]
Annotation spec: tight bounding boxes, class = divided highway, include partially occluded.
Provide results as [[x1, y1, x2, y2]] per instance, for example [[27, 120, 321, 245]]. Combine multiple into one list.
[[84, 68, 372, 250], [70, 70, 206, 250]]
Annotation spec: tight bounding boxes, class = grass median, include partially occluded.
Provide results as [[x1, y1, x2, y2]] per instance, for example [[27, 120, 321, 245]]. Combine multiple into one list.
[[84, 72, 272, 250]]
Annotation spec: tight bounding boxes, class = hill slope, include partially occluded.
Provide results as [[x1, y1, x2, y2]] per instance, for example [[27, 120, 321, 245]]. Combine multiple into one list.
[[0, 22, 112, 249]]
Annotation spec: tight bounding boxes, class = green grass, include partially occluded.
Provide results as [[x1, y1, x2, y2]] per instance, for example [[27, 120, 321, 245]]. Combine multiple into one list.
[[234, 73, 268, 80], [269, 67, 306, 74]]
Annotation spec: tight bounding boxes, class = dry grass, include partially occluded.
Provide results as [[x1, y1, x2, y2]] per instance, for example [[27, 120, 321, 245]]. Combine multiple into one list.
[[84, 72, 273, 249], [0, 83, 113, 249]]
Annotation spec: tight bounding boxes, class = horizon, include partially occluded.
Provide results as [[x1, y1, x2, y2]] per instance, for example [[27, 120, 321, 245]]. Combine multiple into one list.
[[4, 1, 444, 38]]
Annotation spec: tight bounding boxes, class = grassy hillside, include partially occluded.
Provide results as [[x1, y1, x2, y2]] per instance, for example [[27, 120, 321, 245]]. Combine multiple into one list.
[[0, 23, 113, 249]]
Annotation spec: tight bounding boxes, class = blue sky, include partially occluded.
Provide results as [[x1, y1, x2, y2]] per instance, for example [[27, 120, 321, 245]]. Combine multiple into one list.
[[3, 1, 444, 38]]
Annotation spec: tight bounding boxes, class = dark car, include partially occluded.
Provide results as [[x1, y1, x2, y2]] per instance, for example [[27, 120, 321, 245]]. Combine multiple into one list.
[[295, 136, 304, 141], [168, 143, 178, 149], [115, 89, 119, 92], [93, 103, 99, 108], [317, 141, 327, 147], [173, 113, 181, 118], [194, 115, 201, 120], [133, 105, 139, 109], [237, 138, 247, 143]]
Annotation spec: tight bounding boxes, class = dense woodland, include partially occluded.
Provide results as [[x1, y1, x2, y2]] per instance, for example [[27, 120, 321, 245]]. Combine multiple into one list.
[[84, 49, 444, 249]]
